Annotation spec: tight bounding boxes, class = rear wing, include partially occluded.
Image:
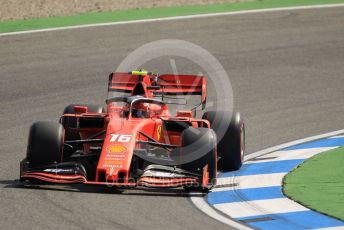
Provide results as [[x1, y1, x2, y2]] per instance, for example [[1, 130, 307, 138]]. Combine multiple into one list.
[[108, 72, 139, 93], [108, 72, 207, 109]]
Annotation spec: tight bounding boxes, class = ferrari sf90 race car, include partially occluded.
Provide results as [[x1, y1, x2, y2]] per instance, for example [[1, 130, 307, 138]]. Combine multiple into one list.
[[20, 70, 245, 191]]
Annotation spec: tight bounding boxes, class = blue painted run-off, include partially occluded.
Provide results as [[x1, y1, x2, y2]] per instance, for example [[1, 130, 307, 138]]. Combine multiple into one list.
[[220, 159, 304, 177], [208, 135, 344, 229], [208, 186, 283, 205], [283, 137, 344, 150], [238, 211, 344, 230]]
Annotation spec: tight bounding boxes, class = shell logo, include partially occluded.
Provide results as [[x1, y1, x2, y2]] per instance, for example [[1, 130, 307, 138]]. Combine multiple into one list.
[[107, 145, 127, 154]]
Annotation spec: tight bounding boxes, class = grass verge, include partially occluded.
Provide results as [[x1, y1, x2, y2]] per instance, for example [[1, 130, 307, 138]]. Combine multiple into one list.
[[1, 0, 344, 33], [283, 147, 344, 221]]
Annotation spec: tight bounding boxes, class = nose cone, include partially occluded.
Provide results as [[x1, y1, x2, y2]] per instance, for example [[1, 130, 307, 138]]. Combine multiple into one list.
[[97, 143, 130, 182]]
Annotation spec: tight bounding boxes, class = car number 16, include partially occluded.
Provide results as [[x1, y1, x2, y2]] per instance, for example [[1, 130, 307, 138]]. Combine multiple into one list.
[[110, 134, 132, 142]]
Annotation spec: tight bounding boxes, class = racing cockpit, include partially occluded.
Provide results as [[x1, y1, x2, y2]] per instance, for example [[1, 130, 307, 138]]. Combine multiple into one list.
[[106, 95, 166, 118]]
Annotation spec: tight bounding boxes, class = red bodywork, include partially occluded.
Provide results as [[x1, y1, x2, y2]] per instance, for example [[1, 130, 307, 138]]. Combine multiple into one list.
[[21, 72, 214, 188]]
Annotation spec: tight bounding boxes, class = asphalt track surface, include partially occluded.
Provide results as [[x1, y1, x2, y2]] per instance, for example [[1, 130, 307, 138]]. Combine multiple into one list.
[[1, 7, 344, 230]]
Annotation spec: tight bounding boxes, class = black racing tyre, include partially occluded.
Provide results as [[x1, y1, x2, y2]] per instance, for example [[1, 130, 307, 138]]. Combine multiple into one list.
[[202, 111, 245, 171], [180, 127, 217, 191], [26, 121, 64, 168]]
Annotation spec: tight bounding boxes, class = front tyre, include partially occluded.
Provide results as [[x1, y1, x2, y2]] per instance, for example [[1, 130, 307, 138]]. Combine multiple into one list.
[[180, 127, 217, 191], [26, 121, 64, 168]]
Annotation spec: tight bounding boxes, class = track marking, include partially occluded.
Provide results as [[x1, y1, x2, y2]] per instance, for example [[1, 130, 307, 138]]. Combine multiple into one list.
[[190, 192, 254, 230], [246, 147, 335, 163], [190, 129, 344, 229], [208, 186, 284, 204], [238, 211, 344, 230], [210, 136, 344, 229], [214, 198, 308, 218], [1, 3, 344, 37], [214, 173, 285, 191], [314, 227, 344, 230], [245, 129, 344, 161], [283, 136, 344, 150]]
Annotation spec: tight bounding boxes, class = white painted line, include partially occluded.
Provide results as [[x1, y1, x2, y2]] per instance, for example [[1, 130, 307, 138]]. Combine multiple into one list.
[[329, 135, 344, 139], [215, 173, 285, 191], [190, 194, 254, 230], [1, 3, 344, 37], [244, 129, 344, 161], [314, 226, 344, 230], [214, 198, 309, 219], [245, 147, 336, 164]]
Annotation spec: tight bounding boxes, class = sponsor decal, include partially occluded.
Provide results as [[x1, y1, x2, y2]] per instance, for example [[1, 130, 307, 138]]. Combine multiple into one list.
[[105, 154, 125, 161], [102, 164, 123, 168], [107, 144, 127, 154], [157, 125, 162, 140], [102, 160, 124, 168], [44, 168, 74, 173]]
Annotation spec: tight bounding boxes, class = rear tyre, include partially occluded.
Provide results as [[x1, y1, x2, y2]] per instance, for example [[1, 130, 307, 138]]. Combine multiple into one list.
[[202, 111, 245, 171], [26, 121, 64, 168], [180, 127, 217, 191]]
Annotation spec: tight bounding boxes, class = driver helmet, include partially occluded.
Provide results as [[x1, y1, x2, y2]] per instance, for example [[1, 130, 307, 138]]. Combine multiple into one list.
[[132, 102, 150, 118]]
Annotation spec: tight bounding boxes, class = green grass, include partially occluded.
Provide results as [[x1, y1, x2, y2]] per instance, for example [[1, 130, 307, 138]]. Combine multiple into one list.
[[1, 0, 344, 33], [283, 147, 344, 221]]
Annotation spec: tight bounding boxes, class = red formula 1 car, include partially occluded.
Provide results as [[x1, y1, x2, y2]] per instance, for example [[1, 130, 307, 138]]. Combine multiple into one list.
[[20, 70, 245, 191]]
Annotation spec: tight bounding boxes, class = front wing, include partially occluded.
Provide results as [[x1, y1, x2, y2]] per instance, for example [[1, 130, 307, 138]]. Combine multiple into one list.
[[20, 160, 207, 188]]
